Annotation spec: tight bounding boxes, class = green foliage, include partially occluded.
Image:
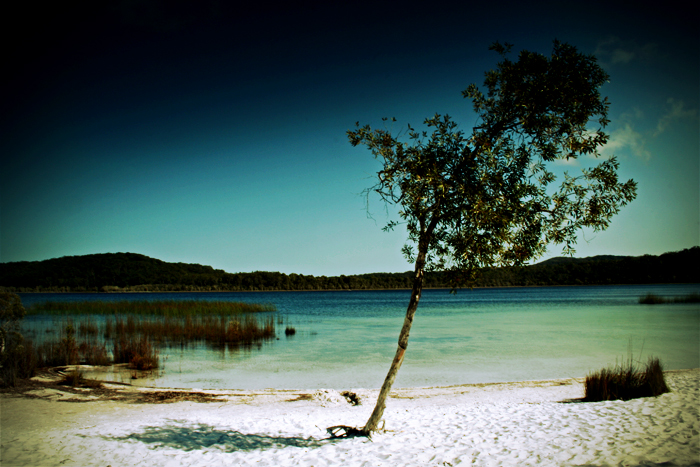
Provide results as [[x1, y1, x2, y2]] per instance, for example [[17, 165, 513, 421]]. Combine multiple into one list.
[[348, 41, 637, 288], [584, 357, 670, 402]]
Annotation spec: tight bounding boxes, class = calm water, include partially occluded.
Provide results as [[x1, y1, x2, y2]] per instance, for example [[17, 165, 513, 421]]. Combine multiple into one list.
[[19, 284, 700, 390]]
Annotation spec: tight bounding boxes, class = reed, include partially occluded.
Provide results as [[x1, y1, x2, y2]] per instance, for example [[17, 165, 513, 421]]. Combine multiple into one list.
[[20, 300, 278, 376], [104, 314, 276, 347], [78, 341, 111, 366], [27, 300, 276, 316], [78, 317, 99, 337]]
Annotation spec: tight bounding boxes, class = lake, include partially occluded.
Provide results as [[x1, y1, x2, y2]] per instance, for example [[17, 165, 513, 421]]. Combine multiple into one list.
[[18, 283, 700, 390]]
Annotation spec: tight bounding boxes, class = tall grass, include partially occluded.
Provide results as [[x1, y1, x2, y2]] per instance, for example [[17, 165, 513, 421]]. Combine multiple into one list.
[[8, 299, 278, 381], [27, 300, 276, 316], [106, 314, 276, 347], [30, 314, 276, 370], [584, 357, 670, 402]]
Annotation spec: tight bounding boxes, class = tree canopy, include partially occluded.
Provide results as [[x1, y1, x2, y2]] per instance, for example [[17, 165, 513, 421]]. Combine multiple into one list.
[[346, 40, 638, 434], [349, 41, 637, 289]]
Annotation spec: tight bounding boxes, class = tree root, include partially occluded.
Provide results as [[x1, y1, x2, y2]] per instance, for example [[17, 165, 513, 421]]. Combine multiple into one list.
[[326, 425, 369, 439]]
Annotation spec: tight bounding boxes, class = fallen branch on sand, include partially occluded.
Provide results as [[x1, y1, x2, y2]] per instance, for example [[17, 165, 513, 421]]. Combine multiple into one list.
[[326, 425, 369, 439]]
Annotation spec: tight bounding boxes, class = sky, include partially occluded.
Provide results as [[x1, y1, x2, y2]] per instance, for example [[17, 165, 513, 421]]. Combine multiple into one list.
[[1, 1, 698, 276]]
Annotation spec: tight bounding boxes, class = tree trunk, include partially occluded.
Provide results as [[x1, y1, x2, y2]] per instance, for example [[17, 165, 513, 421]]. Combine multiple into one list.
[[362, 246, 427, 434]]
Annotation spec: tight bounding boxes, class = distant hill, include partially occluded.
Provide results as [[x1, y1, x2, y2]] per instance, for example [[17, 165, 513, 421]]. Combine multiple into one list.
[[0, 247, 698, 292], [536, 255, 625, 265]]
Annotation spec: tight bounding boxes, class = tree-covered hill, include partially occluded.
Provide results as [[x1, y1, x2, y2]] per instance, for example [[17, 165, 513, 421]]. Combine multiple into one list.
[[0, 248, 697, 292]]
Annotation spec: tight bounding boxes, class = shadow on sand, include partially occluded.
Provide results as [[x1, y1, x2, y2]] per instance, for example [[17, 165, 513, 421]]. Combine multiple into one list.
[[101, 420, 337, 452]]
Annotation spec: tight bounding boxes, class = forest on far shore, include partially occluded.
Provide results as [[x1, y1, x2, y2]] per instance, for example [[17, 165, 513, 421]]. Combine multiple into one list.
[[0, 247, 697, 293]]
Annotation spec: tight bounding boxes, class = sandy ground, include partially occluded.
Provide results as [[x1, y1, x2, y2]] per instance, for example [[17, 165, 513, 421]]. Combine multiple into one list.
[[1, 368, 698, 466]]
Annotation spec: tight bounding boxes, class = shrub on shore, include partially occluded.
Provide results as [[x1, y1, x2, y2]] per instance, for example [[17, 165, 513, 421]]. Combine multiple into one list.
[[584, 357, 670, 402]]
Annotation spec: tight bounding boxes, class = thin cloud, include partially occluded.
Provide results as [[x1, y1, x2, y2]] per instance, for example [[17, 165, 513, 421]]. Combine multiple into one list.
[[611, 48, 635, 64], [603, 98, 697, 161], [595, 37, 659, 67], [606, 122, 650, 160], [654, 98, 698, 137]]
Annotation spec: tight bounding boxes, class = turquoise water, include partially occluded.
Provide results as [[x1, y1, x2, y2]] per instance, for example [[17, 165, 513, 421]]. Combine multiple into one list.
[[19, 284, 700, 390]]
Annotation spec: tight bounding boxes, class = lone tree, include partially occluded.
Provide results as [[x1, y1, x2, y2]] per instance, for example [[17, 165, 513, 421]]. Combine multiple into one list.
[[346, 41, 637, 435]]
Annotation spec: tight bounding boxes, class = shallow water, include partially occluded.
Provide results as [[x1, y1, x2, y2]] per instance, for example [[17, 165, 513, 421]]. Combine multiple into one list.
[[19, 284, 700, 390]]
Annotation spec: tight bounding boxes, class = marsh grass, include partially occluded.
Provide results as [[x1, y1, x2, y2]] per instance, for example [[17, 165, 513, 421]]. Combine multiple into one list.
[[23, 300, 276, 375], [113, 336, 159, 370], [639, 293, 700, 304], [27, 300, 276, 316], [584, 357, 670, 402], [78, 341, 111, 366], [106, 314, 276, 347], [78, 317, 99, 337]]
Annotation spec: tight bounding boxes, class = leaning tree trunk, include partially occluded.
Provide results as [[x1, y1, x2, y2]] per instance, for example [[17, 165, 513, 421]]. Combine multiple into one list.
[[362, 247, 427, 434]]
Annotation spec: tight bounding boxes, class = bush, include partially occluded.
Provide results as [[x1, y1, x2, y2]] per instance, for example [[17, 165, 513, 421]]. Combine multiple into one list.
[[584, 357, 670, 402]]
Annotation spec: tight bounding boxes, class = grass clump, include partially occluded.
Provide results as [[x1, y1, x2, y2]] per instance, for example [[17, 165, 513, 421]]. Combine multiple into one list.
[[584, 357, 670, 402], [639, 293, 700, 304], [113, 336, 159, 370], [58, 367, 102, 388]]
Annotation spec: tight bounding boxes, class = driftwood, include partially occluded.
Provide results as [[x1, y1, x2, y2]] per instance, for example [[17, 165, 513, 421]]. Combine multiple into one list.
[[340, 391, 361, 406], [326, 425, 368, 439]]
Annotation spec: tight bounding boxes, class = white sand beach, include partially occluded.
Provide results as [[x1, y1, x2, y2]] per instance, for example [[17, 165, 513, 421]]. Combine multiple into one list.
[[1, 369, 698, 466]]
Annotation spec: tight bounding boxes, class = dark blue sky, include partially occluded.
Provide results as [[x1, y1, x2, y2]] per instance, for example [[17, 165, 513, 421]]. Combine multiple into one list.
[[2, 1, 698, 274]]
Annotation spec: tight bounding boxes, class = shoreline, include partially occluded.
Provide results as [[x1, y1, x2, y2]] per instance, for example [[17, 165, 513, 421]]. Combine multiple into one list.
[[2, 369, 698, 466], [12, 282, 700, 294]]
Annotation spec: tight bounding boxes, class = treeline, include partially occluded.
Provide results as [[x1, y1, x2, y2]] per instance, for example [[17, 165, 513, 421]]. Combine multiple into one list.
[[0, 248, 697, 293]]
